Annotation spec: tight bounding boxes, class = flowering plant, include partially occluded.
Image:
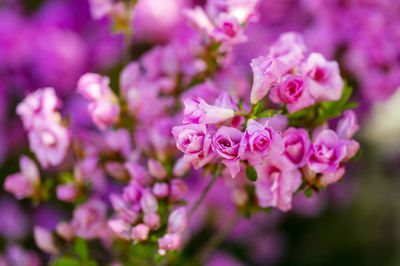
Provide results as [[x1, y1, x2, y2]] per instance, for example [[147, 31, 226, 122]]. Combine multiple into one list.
[[3, 0, 360, 265]]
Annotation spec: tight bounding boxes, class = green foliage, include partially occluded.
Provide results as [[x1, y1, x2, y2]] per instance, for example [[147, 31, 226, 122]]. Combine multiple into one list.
[[304, 188, 313, 198], [52, 257, 81, 266], [74, 237, 89, 261], [245, 165, 258, 182], [52, 238, 97, 266]]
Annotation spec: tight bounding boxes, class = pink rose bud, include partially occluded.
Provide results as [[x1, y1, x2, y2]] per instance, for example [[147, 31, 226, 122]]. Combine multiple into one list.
[[336, 110, 359, 140], [170, 179, 188, 201], [301, 52, 343, 102], [144, 213, 161, 230], [33, 226, 58, 254], [152, 182, 169, 198], [56, 222, 74, 241], [167, 207, 188, 234], [182, 96, 235, 124], [77, 73, 111, 101], [140, 191, 158, 214], [343, 140, 360, 162], [88, 98, 120, 130], [158, 233, 181, 255], [172, 157, 191, 177], [250, 56, 282, 104], [122, 181, 143, 203], [56, 183, 78, 202], [319, 166, 346, 187], [4, 156, 40, 199], [131, 224, 150, 242], [147, 159, 167, 180], [108, 219, 131, 240]]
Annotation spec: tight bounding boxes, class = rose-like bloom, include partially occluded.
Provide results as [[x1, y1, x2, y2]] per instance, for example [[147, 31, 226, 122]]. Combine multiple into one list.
[[302, 53, 343, 102], [239, 120, 284, 166], [170, 179, 188, 201], [255, 156, 302, 212], [308, 129, 347, 174], [56, 183, 78, 202], [88, 97, 120, 130], [319, 166, 345, 187], [167, 207, 187, 234], [144, 212, 161, 230], [77, 73, 111, 101], [172, 124, 216, 169], [33, 226, 58, 254], [4, 156, 40, 200], [269, 74, 315, 113], [28, 120, 70, 168], [147, 159, 167, 180], [212, 126, 243, 177], [336, 110, 359, 140], [131, 224, 150, 242], [72, 199, 107, 240], [250, 56, 283, 104], [211, 14, 247, 45], [269, 32, 306, 73], [158, 233, 181, 255], [183, 97, 235, 124], [88, 0, 113, 20], [282, 128, 311, 167], [16, 87, 60, 129]]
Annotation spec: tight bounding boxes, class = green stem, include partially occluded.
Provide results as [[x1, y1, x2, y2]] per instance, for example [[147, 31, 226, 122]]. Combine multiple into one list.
[[189, 164, 223, 217]]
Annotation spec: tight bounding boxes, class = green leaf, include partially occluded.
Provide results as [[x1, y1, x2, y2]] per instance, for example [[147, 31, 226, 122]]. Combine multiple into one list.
[[74, 237, 88, 261], [245, 165, 258, 182], [52, 257, 81, 266], [304, 188, 313, 198], [257, 109, 276, 118]]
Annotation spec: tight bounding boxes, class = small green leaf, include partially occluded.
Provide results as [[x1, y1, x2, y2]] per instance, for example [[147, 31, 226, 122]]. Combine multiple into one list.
[[245, 165, 258, 182], [304, 188, 313, 198], [52, 257, 81, 266], [257, 109, 276, 118], [74, 237, 88, 261]]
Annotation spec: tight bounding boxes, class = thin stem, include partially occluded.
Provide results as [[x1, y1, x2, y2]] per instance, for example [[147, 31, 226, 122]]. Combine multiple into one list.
[[189, 163, 223, 217], [193, 212, 241, 264]]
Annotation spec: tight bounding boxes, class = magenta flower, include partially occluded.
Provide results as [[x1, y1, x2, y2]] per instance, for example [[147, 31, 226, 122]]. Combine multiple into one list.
[[255, 156, 302, 212], [152, 182, 169, 198], [158, 233, 181, 255], [56, 183, 78, 202], [282, 128, 311, 167], [72, 199, 107, 240], [183, 97, 235, 124], [131, 224, 150, 242], [144, 213, 161, 230], [140, 190, 158, 214], [239, 119, 284, 166], [4, 156, 40, 200], [172, 124, 216, 169], [308, 129, 347, 174], [170, 179, 188, 201], [167, 207, 188, 234], [16, 87, 60, 129], [302, 53, 344, 102], [250, 56, 283, 104], [28, 119, 70, 168], [88, 0, 113, 20], [33, 226, 58, 254], [269, 74, 315, 113], [212, 126, 243, 177], [147, 159, 167, 180], [211, 14, 248, 45], [88, 98, 120, 130], [108, 218, 131, 240], [336, 110, 359, 140], [319, 166, 346, 187]]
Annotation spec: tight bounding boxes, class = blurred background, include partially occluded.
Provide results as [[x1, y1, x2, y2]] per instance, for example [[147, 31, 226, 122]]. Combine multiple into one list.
[[1, 0, 400, 265]]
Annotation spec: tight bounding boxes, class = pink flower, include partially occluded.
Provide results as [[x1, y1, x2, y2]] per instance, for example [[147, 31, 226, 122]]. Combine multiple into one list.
[[108, 219, 131, 240], [140, 190, 158, 214], [131, 224, 150, 242], [250, 56, 283, 104], [4, 156, 40, 200], [319, 166, 345, 187], [183, 97, 235, 124], [269, 74, 315, 113], [72, 199, 107, 240], [144, 213, 161, 230], [167, 207, 187, 234], [170, 179, 188, 201], [343, 140, 360, 162], [16, 87, 60, 129], [33, 226, 58, 254], [172, 124, 216, 169], [28, 119, 70, 168], [88, 98, 120, 130], [158, 233, 181, 255], [282, 128, 311, 167], [56, 183, 78, 202], [152, 182, 169, 198], [88, 0, 113, 20], [183, 7, 214, 34], [308, 129, 347, 174], [172, 157, 191, 177], [77, 73, 111, 101], [225, 0, 260, 23], [147, 159, 167, 180], [120, 62, 140, 97], [56, 222, 74, 241], [212, 126, 243, 177], [255, 156, 302, 212], [239, 119, 284, 166], [269, 32, 306, 73], [336, 110, 359, 140], [302, 53, 343, 102], [211, 14, 247, 45]]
